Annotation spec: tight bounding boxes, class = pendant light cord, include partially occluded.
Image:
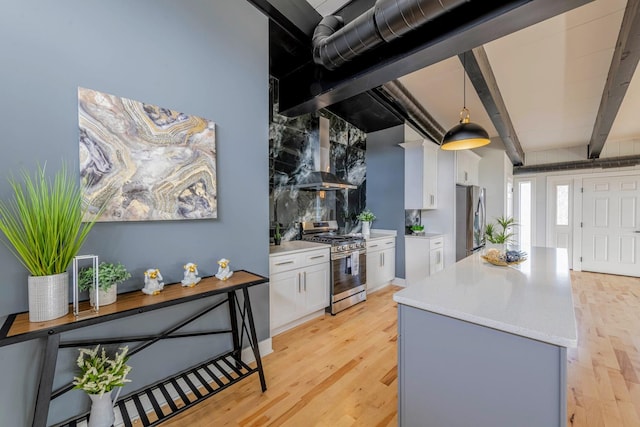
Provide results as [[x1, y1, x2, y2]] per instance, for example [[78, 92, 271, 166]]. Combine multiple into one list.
[[463, 51, 466, 109]]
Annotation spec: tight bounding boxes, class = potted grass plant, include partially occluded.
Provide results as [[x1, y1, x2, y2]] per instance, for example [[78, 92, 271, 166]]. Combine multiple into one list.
[[357, 208, 376, 237], [78, 262, 131, 307], [0, 164, 105, 322], [485, 216, 517, 251]]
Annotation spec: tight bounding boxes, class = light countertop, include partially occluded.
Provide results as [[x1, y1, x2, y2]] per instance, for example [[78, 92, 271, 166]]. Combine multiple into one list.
[[367, 229, 397, 241], [404, 232, 443, 239], [393, 247, 577, 348], [269, 240, 330, 256]]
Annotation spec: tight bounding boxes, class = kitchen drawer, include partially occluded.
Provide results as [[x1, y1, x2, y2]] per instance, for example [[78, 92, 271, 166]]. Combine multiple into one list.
[[429, 237, 444, 250], [269, 248, 330, 274], [367, 237, 396, 251]]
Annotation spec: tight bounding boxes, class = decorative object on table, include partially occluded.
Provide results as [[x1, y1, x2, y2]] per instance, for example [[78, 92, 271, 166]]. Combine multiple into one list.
[[78, 262, 131, 307], [410, 224, 425, 235], [0, 163, 107, 322], [181, 262, 201, 287], [482, 248, 528, 266], [215, 258, 234, 281], [273, 222, 282, 246], [78, 87, 217, 222], [72, 255, 99, 316], [73, 345, 131, 427], [356, 208, 376, 237], [142, 268, 164, 295]]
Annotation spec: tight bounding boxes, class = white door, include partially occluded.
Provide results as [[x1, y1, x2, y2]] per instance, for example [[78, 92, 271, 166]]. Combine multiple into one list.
[[581, 175, 640, 277], [547, 178, 573, 266]]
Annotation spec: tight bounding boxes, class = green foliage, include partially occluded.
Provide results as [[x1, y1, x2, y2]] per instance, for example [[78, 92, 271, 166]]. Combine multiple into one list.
[[78, 262, 131, 292], [485, 216, 517, 244], [73, 345, 132, 396], [0, 163, 105, 277], [274, 222, 281, 239], [357, 208, 376, 222], [410, 224, 424, 232]]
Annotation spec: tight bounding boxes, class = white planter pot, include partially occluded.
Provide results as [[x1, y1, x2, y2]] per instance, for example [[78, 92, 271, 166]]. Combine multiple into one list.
[[88, 392, 115, 427], [362, 221, 371, 237], [28, 272, 69, 322], [89, 284, 117, 307]]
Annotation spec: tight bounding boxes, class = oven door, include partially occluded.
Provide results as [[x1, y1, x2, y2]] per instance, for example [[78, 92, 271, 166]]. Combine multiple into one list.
[[331, 250, 367, 302]]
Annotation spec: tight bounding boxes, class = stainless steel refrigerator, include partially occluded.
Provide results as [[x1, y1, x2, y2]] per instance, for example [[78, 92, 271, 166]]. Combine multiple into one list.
[[456, 185, 486, 261]]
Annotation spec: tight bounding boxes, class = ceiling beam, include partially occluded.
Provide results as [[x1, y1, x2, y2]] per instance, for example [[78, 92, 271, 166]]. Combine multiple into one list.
[[588, 0, 640, 159], [460, 47, 525, 166], [245, 0, 316, 43], [277, 0, 593, 117], [514, 155, 640, 174]]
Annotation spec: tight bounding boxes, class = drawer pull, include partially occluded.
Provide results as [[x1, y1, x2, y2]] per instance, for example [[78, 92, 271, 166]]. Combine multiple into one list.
[[309, 255, 325, 260], [275, 260, 294, 266], [433, 242, 442, 246], [370, 244, 379, 248], [385, 241, 393, 245]]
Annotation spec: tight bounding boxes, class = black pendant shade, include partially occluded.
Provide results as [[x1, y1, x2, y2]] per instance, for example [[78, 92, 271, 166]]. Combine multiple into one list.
[[441, 51, 491, 151], [440, 110, 490, 150]]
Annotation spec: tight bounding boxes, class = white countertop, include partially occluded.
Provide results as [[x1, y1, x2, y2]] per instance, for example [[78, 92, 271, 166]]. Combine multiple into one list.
[[393, 247, 577, 348], [366, 229, 397, 241], [269, 240, 330, 256], [404, 232, 443, 239]]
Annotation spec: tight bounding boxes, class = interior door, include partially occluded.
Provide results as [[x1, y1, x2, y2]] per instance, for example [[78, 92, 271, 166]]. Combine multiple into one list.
[[581, 175, 640, 277], [547, 178, 573, 266]]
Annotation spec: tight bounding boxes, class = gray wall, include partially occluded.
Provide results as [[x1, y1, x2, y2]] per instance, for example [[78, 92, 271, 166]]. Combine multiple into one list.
[[366, 126, 406, 278], [0, 1, 268, 425]]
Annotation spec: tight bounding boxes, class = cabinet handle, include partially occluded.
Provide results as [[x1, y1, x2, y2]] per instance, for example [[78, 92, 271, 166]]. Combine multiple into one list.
[[370, 244, 379, 248], [437, 251, 441, 264], [385, 241, 393, 245], [380, 252, 384, 267], [303, 271, 307, 291], [430, 194, 434, 205], [298, 273, 301, 293], [464, 171, 468, 181], [276, 260, 294, 266], [309, 255, 325, 260]]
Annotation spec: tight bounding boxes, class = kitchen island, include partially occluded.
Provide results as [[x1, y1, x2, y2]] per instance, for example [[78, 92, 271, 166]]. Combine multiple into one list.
[[393, 247, 577, 427]]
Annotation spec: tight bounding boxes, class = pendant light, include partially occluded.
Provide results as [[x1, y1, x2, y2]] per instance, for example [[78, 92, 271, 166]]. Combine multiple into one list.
[[440, 52, 490, 150]]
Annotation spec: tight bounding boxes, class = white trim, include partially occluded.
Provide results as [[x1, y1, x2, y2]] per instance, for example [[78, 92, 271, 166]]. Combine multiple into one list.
[[270, 309, 326, 337], [241, 337, 273, 364], [572, 176, 583, 271], [514, 176, 536, 247], [367, 281, 391, 294], [392, 277, 406, 287]]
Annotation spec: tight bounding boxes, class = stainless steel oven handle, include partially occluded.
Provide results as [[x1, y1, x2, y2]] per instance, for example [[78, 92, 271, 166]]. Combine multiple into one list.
[[332, 250, 367, 260]]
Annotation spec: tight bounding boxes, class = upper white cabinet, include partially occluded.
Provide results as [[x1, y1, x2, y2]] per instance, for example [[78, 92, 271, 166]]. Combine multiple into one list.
[[401, 138, 439, 210], [456, 150, 481, 186]]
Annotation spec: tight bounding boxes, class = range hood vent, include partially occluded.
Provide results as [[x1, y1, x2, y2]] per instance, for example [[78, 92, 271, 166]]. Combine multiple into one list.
[[296, 117, 357, 191]]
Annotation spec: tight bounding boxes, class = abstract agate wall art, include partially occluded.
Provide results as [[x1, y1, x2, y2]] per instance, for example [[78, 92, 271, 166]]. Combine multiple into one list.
[[78, 87, 217, 221]]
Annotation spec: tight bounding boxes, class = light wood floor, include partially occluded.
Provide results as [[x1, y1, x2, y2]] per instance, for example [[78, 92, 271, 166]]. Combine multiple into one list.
[[162, 271, 640, 427]]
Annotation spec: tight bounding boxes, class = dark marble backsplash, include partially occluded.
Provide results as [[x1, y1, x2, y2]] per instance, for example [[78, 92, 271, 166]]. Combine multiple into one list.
[[269, 78, 366, 241]]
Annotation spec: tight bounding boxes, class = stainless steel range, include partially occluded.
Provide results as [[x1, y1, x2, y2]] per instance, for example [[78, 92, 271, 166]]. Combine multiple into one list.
[[301, 220, 367, 315]]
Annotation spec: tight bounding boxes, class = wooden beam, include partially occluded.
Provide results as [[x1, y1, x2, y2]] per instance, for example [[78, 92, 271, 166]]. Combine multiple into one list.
[[588, 0, 640, 159], [277, 0, 593, 117], [460, 47, 525, 166]]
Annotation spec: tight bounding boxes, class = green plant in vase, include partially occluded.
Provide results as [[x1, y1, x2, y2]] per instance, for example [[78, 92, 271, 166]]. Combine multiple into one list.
[[78, 262, 131, 307], [273, 222, 282, 245], [0, 163, 107, 321], [357, 208, 376, 236]]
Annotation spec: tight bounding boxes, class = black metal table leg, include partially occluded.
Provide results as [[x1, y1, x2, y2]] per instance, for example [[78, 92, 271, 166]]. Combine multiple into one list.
[[227, 291, 241, 367], [32, 333, 60, 427], [242, 287, 267, 392]]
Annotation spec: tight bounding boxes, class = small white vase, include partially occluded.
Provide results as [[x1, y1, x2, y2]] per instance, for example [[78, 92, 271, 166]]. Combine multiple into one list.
[[28, 272, 69, 322], [362, 221, 371, 237], [88, 392, 115, 427], [89, 284, 117, 307]]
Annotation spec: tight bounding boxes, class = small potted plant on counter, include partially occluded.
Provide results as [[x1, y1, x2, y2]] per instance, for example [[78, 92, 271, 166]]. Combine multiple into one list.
[[357, 208, 376, 237], [78, 262, 131, 307], [485, 216, 517, 249], [410, 224, 425, 235]]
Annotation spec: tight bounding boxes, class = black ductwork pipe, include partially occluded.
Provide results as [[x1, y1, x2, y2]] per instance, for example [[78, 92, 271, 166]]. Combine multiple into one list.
[[313, 0, 470, 70], [382, 80, 446, 143]]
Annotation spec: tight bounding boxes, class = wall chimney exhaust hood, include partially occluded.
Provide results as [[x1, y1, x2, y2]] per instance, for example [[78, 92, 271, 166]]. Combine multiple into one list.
[[296, 117, 357, 191]]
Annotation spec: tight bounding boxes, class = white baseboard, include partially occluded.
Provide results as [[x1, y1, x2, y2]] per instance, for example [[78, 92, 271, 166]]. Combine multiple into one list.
[[270, 309, 326, 337], [242, 337, 273, 364], [367, 282, 390, 294], [392, 277, 406, 287]]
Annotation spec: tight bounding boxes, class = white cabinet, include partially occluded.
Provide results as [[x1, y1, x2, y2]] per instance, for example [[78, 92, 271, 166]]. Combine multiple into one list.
[[270, 246, 330, 336], [405, 234, 445, 285], [456, 150, 481, 186], [366, 237, 396, 292], [401, 139, 439, 209]]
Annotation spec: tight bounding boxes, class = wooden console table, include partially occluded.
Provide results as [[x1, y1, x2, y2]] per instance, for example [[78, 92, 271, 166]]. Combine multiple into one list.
[[0, 270, 269, 427]]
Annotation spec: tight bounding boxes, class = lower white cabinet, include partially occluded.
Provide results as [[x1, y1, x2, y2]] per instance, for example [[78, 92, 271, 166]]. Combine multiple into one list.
[[405, 234, 444, 286], [270, 247, 330, 336], [366, 237, 396, 292]]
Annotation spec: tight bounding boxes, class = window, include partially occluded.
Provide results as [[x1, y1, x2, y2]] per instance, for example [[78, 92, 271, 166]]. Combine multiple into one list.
[[556, 184, 569, 226], [518, 181, 532, 249]]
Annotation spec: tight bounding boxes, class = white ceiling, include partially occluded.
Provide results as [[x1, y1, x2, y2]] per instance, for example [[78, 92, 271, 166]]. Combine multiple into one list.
[[310, 0, 639, 158]]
